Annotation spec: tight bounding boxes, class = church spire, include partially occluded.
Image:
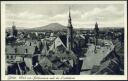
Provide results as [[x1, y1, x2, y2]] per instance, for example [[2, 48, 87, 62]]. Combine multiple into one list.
[[94, 22, 99, 48], [95, 22, 98, 28], [12, 21, 16, 29], [12, 21, 17, 37], [95, 21, 99, 32], [12, 21, 16, 28], [67, 7, 73, 51], [68, 7, 72, 28]]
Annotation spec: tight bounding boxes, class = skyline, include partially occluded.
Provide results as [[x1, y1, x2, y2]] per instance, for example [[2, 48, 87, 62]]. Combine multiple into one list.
[[5, 3, 125, 28]]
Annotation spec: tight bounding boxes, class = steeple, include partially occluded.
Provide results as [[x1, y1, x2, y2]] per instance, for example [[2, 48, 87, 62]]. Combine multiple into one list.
[[12, 21, 17, 37], [68, 7, 72, 28], [12, 21, 16, 30], [95, 22, 98, 29], [94, 22, 99, 33], [94, 22, 99, 47], [67, 7, 73, 51]]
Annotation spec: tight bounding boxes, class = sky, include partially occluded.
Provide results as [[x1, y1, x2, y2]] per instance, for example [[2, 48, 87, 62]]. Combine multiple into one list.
[[5, 3, 124, 28]]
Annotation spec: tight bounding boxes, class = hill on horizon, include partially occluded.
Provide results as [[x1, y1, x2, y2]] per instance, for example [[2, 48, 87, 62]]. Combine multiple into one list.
[[31, 23, 67, 31], [6, 23, 124, 31]]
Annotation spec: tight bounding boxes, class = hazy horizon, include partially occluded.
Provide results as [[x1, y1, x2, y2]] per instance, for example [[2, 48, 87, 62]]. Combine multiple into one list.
[[6, 22, 124, 30], [6, 22, 124, 29]]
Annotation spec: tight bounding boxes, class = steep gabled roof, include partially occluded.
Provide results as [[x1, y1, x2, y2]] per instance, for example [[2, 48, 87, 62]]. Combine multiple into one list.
[[59, 35, 67, 47], [49, 35, 67, 51]]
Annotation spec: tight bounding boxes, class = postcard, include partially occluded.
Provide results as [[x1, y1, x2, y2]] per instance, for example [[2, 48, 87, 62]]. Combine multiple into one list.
[[1, 1, 127, 80]]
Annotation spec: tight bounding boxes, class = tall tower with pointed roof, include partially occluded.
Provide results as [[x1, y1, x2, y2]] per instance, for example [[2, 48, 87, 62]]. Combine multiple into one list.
[[94, 22, 99, 45], [12, 22, 17, 37], [67, 8, 73, 51], [12, 22, 16, 30]]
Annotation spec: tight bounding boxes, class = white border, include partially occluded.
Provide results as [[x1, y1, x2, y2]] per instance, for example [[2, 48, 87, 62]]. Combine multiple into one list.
[[1, 1, 127, 80]]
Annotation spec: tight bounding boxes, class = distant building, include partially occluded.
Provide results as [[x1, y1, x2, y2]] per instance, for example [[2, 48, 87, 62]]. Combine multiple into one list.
[[12, 22, 18, 37], [94, 22, 99, 45], [6, 22, 18, 44]]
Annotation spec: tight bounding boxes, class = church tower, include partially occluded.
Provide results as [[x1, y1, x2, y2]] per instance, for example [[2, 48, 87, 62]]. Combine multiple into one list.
[[94, 22, 99, 46], [67, 8, 73, 51], [12, 22, 17, 37]]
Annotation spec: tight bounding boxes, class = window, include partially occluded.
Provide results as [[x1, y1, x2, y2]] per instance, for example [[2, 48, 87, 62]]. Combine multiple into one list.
[[15, 48, 17, 53], [25, 49, 28, 53], [11, 55, 13, 59], [8, 55, 11, 59], [7, 55, 9, 59], [30, 42, 31, 46]]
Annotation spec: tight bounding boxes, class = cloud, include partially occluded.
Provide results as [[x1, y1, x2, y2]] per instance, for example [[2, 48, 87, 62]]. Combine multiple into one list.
[[80, 5, 123, 21], [72, 5, 124, 28], [5, 4, 124, 28], [6, 11, 48, 20]]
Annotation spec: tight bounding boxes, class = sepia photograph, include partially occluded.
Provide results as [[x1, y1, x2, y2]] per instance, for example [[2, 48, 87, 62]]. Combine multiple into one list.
[[1, 1, 127, 80]]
